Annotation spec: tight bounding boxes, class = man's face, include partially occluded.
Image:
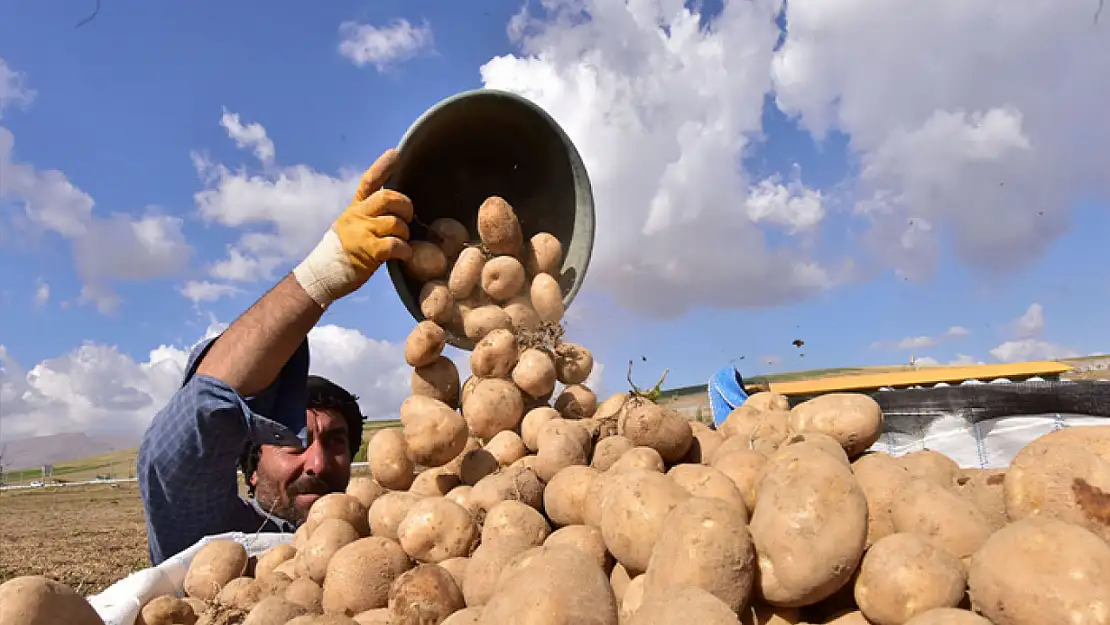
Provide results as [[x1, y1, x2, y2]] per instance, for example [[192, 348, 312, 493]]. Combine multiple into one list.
[[251, 408, 353, 524]]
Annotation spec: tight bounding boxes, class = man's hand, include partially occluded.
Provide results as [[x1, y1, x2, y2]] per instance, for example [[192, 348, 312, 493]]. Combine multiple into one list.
[[293, 150, 415, 309]]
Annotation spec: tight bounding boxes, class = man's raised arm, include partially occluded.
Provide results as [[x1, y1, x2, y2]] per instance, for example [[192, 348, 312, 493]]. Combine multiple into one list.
[[138, 149, 414, 562]]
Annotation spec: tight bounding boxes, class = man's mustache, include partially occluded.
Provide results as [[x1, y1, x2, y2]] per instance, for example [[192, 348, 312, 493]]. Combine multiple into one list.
[[287, 475, 332, 497]]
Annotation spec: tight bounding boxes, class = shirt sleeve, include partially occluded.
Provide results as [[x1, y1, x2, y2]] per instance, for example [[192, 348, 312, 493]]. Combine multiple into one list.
[[137, 335, 310, 564]]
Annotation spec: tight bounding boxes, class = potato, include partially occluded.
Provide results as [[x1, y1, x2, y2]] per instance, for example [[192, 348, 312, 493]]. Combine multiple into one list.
[[428, 217, 469, 259], [482, 546, 618, 625], [890, 479, 992, 560], [459, 449, 500, 485], [608, 446, 665, 474], [666, 464, 748, 516], [644, 497, 756, 614], [470, 328, 517, 378], [610, 563, 633, 604], [418, 280, 455, 325], [582, 473, 615, 528], [183, 597, 208, 619], [787, 393, 882, 458], [283, 577, 323, 613], [409, 466, 462, 497], [535, 419, 593, 482], [738, 603, 800, 625], [711, 450, 767, 514], [823, 612, 871, 625], [957, 468, 1007, 531], [555, 384, 598, 420], [483, 500, 551, 546], [448, 247, 485, 299], [544, 525, 611, 571], [441, 607, 483, 625], [445, 485, 478, 516], [503, 295, 542, 332], [530, 273, 565, 323], [437, 557, 469, 591], [369, 428, 415, 490], [591, 435, 635, 471], [243, 597, 309, 625], [545, 465, 602, 526], [854, 533, 967, 625], [462, 304, 513, 341], [481, 255, 527, 301], [387, 564, 465, 625], [969, 517, 1110, 625], [1004, 434, 1110, 542], [680, 422, 724, 464], [903, 608, 992, 625], [462, 378, 525, 438], [397, 497, 479, 563], [219, 577, 265, 610], [273, 559, 298, 580], [462, 537, 534, 606], [307, 493, 371, 537], [322, 537, 413, 616], [411, 357, 461, 408], [851, 452, 912, 547], [258, 571, 293, 597], [369, 491, 426, 540], [617, 398, 693, 464], [184, 540, 249, 600], [484, 430, 528, 466], [513, 348, 558, 398], [554, 342, 594, 385], [353, 608, 392, 625], [295, 519, 360, 583], [403, 241, 448, 282], [401, 396, 468, 468], [138, 595, 197, 625], [719, 406, 789, 454], [510, 454, 539, 471], [521, 407, 560, 452], [0, 577, 102, 625], [899, 449, 960, 490], [781, 431, 850, 467], [255, 544, 297, 581], [523, 232, 562, 275], [629, 586, 740, 625], [470, 465, 545, 514], [477, 196, 524, 255], [621, 575, 646, 623], [601, 469, 691, 574], [750, 442, 868, 607], [743, 391, 790, 412]]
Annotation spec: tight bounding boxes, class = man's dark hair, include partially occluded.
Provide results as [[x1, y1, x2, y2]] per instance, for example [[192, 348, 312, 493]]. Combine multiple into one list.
[[239, 375, 364, 496]]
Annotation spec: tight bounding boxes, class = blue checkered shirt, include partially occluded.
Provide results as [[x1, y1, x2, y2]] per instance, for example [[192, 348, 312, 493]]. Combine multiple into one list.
[[137, 335, 311, 565]]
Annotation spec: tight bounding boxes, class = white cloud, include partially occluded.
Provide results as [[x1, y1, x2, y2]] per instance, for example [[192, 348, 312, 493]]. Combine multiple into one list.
[[0, 58, 35, 117], [191, 111, 360, 283], [338, 19, 434, 71], [179, 280, 242, 304], [772, 0, 1110, 279], [585, 360, 606, 397], [896, 335, 936, 350], [0, 319, 487, 442], [0, 59, 192, 312], [912, 356, 940, 367], [33, 279, 49, 308], [1013, 302, 1044, 339], [479, 1, 844, 317], [990, 339, 1079, 363], [219, 108, 275, 164], [950, 353, 982, 366], [946, 326, 969, 338]]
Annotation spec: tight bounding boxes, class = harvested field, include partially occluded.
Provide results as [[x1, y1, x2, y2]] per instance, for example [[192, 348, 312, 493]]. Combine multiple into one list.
[[0, 482, 148, 595]]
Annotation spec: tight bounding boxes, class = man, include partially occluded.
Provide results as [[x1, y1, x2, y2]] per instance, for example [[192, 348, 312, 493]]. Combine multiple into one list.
[[138, 149, 414, 564], [707, 365, 750, 428]]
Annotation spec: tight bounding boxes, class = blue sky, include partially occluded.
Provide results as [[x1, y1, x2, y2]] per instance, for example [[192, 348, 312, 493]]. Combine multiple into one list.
[[1, 0, 1107, 440]]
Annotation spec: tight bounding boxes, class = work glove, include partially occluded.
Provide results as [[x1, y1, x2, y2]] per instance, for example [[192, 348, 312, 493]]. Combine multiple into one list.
[[293, 149, 414, 309]]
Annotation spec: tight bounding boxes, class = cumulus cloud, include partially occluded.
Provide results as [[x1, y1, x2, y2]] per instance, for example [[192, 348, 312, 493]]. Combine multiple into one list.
[[33, 279, 49, 308], [0, 321, 477, 443], [946, 326, 970, 338], [872, 325, 969, 351], [988, 301, 1077, 362], [338, 18, 434, 71], [773, 0, 1110, 280], [191, 110, 360, 283], [479, 0, 844, 317], [179, 280, 242, 305], [0, 59, 192, 312], [0, 58, 35, 117]]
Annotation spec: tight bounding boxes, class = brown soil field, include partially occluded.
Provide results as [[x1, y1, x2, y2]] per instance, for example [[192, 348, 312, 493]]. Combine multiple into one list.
[[0, 466, 376, 595]]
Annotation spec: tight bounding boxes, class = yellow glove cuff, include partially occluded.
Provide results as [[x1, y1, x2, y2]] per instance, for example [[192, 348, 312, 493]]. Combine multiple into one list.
[[292, 229, 362, 309]]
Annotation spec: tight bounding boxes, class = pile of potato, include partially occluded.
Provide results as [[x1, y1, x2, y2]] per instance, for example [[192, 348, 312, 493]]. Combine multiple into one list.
[[5, 198, 1110, 625]]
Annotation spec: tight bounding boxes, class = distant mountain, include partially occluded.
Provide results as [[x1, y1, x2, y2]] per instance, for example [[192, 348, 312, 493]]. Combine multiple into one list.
[[0, 433, 138, 471]]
